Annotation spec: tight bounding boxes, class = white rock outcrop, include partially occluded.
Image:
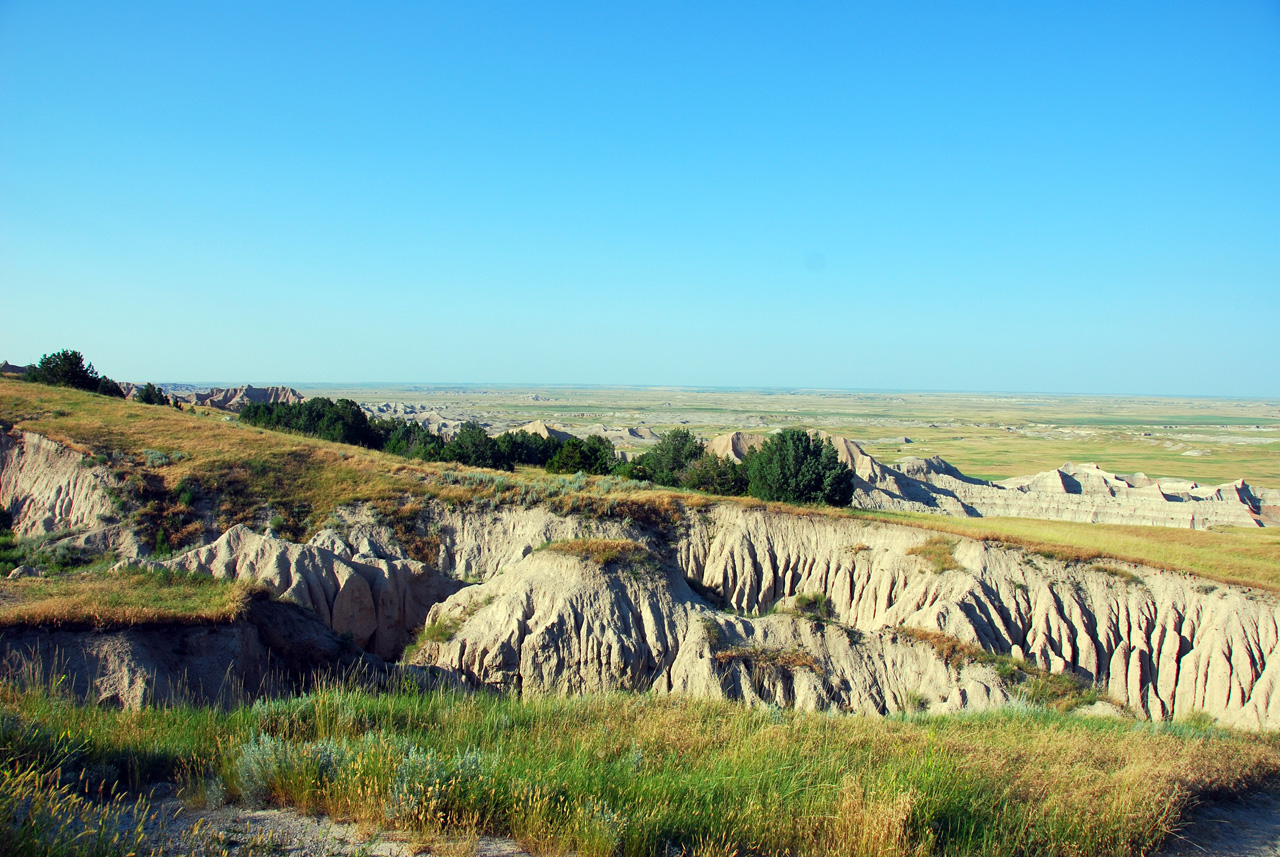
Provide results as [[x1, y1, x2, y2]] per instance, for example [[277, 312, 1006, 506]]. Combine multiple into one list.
[[412, 549, 1006, 715], [128, 525, 463, 660], [0, 429, 117, 538], [411, 500, 1280, 728], [675, 505, 1280, 729]]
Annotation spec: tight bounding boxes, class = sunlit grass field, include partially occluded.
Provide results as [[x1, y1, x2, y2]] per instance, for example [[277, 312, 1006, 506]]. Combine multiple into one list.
[[0, 568, 259, 628], [4, 676, 1279, 857]]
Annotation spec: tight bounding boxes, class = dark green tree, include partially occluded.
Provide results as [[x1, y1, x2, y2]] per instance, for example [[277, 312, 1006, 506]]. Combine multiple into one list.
[[240, 397, 379, 448], [136, 382, 169, 406], [680, 453, 748, 496], [25, 350, 99, 391], [96, 377, 126, 398], [441, 422, 512, 471], [632, 428, 705, 487], [495, 430, 564, 466], [375, 418, 445, 461], [545, 435, 617, 475], [745, 429, 854, 506]]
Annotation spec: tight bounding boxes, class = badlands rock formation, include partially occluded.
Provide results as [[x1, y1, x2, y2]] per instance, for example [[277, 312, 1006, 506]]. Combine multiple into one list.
[[5, 428, 1280, 727], [708, 430, 1279, 529], [0, 596, 382, 708], [674, 505, 1280, 728], [129, 525, 463, 660], [0, 429, 117, 538], [504, 420, 574, 442], [409, 501, 1280, 729], [412, 549, 1004, 714], [178, 385, 305, 412]]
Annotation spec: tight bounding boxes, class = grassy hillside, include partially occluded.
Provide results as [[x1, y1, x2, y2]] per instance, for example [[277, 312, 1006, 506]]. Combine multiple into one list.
[[2, 378, 1278, 591]]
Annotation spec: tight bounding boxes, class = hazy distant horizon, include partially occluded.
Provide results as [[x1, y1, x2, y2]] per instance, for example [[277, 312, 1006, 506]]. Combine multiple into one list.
[[4, 3, 1277, 396]]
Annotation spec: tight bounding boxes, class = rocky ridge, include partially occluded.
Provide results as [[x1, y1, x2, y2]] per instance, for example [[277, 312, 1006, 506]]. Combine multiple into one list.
[[709, 430, 1280, 529], [127, 523, 463, 660]]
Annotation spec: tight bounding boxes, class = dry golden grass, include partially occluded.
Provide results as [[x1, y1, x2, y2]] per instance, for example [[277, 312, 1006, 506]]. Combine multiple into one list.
[[0, 569, 259, 628], [541, 538, 650, 566], [844, 507, 1280, 592], [906, 535, 961, 572], [712, 645, 820, 670]]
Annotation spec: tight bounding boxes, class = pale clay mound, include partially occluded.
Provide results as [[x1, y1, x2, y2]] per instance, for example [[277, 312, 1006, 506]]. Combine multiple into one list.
[[128, 523, 463, 661], [502, 419, 574, 442], [708, 429, 1279, 529]]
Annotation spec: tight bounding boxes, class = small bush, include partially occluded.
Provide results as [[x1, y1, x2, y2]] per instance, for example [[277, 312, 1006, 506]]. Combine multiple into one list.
[[141, 449, 171, 467], [1089, 564, 1143, 586], [908, 536, 961, 573], [419, 615, 462, 644], [793, 592, 833, 620]]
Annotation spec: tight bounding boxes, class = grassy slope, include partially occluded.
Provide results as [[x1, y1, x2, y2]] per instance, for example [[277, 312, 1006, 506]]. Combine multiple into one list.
[[2, 377, 1278, 591], [4, 681, 1279, 857], [0, 568, 259, 628]]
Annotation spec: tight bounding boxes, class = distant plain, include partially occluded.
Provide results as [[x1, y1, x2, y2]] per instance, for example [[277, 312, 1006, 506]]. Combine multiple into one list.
[[298, 385, 1280, 488]]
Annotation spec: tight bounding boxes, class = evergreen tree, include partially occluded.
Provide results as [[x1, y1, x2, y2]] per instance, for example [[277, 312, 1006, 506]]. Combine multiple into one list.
[[745, 429, 853, 506]]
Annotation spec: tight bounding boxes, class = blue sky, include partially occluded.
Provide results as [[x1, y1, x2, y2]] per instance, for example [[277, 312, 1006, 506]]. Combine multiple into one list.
[[3, 2, 1278, 394]]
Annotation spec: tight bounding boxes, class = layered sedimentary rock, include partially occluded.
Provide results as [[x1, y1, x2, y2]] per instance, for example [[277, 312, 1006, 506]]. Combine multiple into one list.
[[128, 525, 462, 660], [410, 500, 1280, 728], [179, 385, 305, 412], [411, 549, 1007, 715], [673, 505, 1280, 729], [0, 597, 382, 708], [0, 429, 117, 537], [707, 430, 1277, 529]]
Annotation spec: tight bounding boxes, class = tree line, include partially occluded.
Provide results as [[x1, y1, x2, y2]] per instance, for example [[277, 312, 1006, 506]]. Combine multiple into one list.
[[19, 352, 855, 507], [20, 350, 183, 409]]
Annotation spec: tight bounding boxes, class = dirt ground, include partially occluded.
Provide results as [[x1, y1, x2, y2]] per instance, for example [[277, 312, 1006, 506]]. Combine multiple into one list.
[[1157, 790, 1280, 857], [142, 786, 1280, 857]]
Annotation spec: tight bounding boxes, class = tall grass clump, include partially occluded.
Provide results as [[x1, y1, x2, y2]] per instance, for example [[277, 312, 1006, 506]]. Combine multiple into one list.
[[0, 764, 156, 857], [907, 536, 961, 573]]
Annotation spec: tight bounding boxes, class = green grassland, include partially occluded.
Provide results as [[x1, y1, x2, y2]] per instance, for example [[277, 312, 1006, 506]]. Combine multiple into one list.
[[4, 676, 1279, 857]]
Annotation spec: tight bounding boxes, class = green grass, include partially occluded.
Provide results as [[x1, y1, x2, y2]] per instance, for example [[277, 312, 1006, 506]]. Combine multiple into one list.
[[899, 628, 1101, 712], [907, 536, 962, 573], [0, 567, 260, 628], [845, 508, 1280, 592], [2, 678, 1278, 857]]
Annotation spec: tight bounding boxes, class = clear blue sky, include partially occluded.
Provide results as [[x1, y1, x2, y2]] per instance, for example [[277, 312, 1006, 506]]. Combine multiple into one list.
[[3, 2, 1278, 395]]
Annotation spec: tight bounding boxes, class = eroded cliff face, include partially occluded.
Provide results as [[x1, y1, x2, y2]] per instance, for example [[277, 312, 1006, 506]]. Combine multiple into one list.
[[0, 429, 117, 538], [131, 524, 464, 661], [412, 500, 1280, 728], [6, 430, 1279, 728], [410, 550, 1008, 716], [674, 505, 1280, 729], [0, 597, 380, 708]]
